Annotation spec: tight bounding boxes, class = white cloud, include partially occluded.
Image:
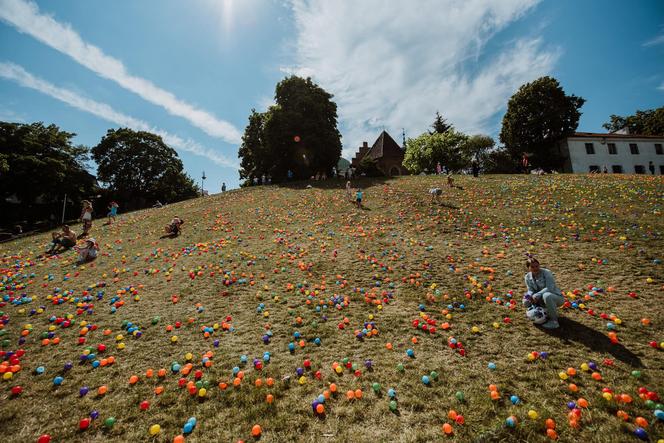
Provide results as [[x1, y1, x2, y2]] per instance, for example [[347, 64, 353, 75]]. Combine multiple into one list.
[[286, 0, 558, 158], [0, 0, 242, 144], [0, 62, 239, 169], [643, 32, 664, 47], [659, 81, 664, 91]]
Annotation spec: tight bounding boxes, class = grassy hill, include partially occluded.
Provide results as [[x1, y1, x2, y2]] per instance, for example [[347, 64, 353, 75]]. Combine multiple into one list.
[[1, 174, 663, 443]]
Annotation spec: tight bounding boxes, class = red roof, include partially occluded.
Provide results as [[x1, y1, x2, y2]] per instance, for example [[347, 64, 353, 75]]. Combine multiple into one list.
[[569, 132, 664, 140]]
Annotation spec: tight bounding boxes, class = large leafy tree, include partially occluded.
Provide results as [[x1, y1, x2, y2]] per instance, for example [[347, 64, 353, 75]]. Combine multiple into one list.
[[500, 76, 585, 170], [462, 134, 495, 165], [602, 107, 664, 135], [403, 129, 469, 173], [92, 128, 197, 207], [0, 121, 95, 205], [238, 76, 342, 183]]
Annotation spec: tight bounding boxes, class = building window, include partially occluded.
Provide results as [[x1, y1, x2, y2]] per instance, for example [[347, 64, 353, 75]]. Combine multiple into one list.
[[629, 143, 639, 154], [585, 143, 595, 154], [656, 144, 663, 155], [634, 165, 645, 174], [607, 143, 617, 155], [660, 165, 664, 175], [588, 165, 600, 173], [611, 165, 623, 174]]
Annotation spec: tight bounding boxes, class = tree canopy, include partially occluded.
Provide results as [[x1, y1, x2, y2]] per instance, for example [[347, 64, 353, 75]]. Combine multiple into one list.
[[602, 106, 664, 135], [91, 128, 197, 208], [0, 121, 95, 206], [500, 76, 585, 170], [429, 111, 453, 134], [239, 76, 342, 183], [403, 129, 469, 174]]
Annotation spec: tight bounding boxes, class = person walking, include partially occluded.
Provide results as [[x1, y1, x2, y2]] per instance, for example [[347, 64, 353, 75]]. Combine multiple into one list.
[[80, 200, 93, 237]]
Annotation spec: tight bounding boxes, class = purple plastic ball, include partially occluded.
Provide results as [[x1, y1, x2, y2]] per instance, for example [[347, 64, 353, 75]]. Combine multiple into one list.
[[296, 367, 304, 376], [588, 361, 598, 371], [90, 410, 99, 420], [64, 362, 73, 371], [80, 387, 89, 397]]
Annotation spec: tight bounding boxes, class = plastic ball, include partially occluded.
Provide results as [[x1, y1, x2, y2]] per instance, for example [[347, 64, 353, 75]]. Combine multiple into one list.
[[528, 410, 538, 419], [149, 424, 161, 435], [251, 424, 262, 437], [634, 427, 648, 440], [53, 376, 64, 386], [422, 375, 430, 385], [389, 400, 397, 411], [104, 417, 116, 427], [505, 416, 517, 428]]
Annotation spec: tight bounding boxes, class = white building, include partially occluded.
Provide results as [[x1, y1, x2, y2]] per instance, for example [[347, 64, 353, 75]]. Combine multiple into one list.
[[557, 132, 664, 174]]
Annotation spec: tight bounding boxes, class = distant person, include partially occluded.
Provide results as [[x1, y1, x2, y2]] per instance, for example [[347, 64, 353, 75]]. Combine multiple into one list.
[[344, 169, 349, 180], [332, 166, 337, 178], [436, 161, 442, 175], [253, 176, 259, 186], [521, 153, 530, 174], [221, 182, 226, 193], [80, 200, 93, 237], [107, 201, 119, 224], [522, 256, 564, 329], [46, 225, 77, 255], [355, 188, 363, 209], [75, 238, 99, 264], [346, 180, 353, 201], [163, 216, 184, 237], [471, 160, 479, 177], [602, 165, 608, 174], [267, 175, 272, 184], [287, 169, 294, 180], [261, 174, 266, 185], [447, 174, 454, 188], [649, 161, 655, 175], [153, 200, 163, 208]]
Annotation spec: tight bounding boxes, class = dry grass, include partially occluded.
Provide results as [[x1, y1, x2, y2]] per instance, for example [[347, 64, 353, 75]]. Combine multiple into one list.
[[1, 174, 663, 443]]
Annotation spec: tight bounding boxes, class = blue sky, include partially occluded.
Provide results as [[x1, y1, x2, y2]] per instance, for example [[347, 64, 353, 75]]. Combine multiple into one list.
[[1, 0, 663, 191]]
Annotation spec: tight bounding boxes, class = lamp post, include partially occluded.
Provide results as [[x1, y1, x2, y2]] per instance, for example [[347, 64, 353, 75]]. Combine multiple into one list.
[[201, 171, 206, 196]]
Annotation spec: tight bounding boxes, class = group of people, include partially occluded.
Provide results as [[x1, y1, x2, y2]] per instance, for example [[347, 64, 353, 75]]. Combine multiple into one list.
[[44, 199, 118, 263], [46, 224, 98, 264], [344, 181, 364, 208]]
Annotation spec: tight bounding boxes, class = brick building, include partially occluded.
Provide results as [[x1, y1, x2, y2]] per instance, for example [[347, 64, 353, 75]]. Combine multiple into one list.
[[350, 131, 409, 176]]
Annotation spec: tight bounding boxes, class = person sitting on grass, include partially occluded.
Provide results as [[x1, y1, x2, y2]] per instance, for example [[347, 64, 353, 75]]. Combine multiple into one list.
[[429, 187, 443, 203], [162, 216, 184, 237], [447, 173, 454, 188], [75, 238, 99, 264], [355, 188, 363, 209], [523, 256, 564, 329], [46, 225, 77, 255]]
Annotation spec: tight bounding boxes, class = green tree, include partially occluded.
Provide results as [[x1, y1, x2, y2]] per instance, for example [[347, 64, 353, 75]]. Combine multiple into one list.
[[429, 111, 453, 134], [91, 128, 197, 208], [0, 121, 95, 205], [462, 134, 495, 165], [403, 129, 469, 174], [239, 76, 342, 183], [602, 107, 664, 135], [500, 76, 585, 170], [238, 109, 267, 182], [483, 148, 518, 174]]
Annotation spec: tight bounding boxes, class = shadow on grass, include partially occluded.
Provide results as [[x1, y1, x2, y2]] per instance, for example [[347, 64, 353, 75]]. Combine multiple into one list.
[[542, 317, 644, 368]]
